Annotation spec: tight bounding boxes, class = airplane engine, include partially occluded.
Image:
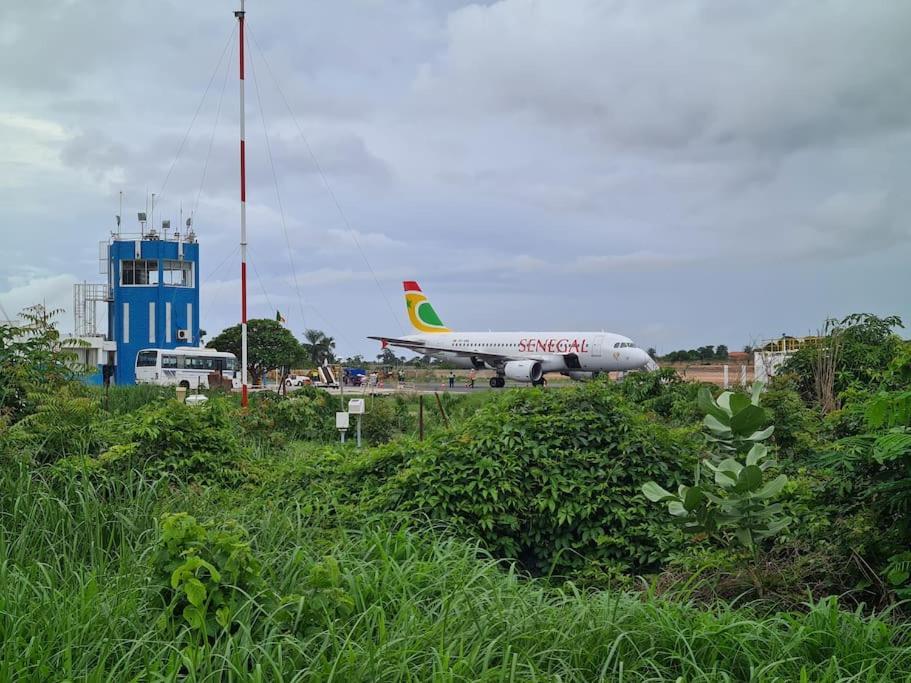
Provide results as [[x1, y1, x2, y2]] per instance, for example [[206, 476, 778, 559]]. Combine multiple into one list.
[[503, 360, 543, 383]]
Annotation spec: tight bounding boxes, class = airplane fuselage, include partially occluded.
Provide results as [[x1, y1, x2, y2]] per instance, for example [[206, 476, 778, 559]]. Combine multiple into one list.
[[403, 331, 651, 374]]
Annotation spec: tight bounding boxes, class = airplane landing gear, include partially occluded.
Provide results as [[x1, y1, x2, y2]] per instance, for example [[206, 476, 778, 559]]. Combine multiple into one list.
[[489, 377, 505, 388]]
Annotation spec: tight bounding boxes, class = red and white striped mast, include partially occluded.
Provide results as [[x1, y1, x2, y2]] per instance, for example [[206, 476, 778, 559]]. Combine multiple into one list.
[[235, 0, 249, 407]]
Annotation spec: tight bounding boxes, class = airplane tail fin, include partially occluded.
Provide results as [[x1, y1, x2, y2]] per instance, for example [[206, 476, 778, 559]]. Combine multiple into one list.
[[404, 281, 451, 333]]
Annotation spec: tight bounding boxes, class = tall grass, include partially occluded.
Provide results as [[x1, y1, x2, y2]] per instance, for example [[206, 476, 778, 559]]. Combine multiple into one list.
[[2, 467, 909, 681], [88, 384, 177, 414]]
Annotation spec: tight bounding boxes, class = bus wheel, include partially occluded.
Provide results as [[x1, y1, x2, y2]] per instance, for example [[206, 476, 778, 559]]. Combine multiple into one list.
[[179, 380, 190, 390]]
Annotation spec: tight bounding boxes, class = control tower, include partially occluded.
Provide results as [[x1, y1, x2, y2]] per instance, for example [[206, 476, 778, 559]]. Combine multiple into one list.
[[72, 215, 201, 385]]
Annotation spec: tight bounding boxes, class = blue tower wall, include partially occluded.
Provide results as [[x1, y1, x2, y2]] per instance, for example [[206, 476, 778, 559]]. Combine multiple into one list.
[[107, 238, 201, 385]]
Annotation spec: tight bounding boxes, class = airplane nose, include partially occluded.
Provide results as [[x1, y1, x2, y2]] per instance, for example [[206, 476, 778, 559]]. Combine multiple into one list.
[[633, 348, 650, 368]]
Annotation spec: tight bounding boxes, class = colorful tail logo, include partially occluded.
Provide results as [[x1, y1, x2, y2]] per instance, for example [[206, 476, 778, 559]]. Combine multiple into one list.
[[404, 281, 450, 333]]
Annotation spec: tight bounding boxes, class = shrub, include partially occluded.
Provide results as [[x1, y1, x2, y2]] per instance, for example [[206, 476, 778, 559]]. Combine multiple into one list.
[[761, 375, 821, 459], [644, 384, 790, 554], [152, 512, 263, 638], [782, 313, 904, 404], [615, 370, 706, 425], [271, 391, 336, 442], [360, 395, 411, 444], [98, 397, 249, 485], [8, 386, 111, 463], [366, 383, 700, 574], [0, 305, 81, 423]]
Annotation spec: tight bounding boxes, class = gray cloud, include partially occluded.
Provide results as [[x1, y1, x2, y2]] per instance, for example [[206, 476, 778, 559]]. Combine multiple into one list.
[[1, 0, 910, 355]]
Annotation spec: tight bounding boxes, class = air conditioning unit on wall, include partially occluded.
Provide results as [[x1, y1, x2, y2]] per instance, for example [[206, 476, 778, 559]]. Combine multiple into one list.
[[176, 329, 190, 341]]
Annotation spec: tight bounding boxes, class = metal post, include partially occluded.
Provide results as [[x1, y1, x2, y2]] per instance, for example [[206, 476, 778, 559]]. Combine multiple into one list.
[[236, 0, 249, 408], [723, 365, 729, 389], [419, 394, 424, 441], [356, 415, 362, 448]]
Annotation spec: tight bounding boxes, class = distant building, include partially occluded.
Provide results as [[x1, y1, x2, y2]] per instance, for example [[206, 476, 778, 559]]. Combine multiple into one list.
[[753, 335, 819, 382]]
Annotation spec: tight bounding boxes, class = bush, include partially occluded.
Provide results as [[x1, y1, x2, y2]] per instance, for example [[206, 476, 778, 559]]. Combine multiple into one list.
[[272, 390, 336, 441], [152, 512, 264, 638], [8, 386, 111, 463], [362, 383, 700, 574], [95, 397, 249, 485], [615, 370, 706, 425], [762, 375, 821, 460], [361, 395, 411, 444]]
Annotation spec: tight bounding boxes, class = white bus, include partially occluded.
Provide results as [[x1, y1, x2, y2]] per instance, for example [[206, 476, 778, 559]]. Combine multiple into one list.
[[135, 347, 240, 390]]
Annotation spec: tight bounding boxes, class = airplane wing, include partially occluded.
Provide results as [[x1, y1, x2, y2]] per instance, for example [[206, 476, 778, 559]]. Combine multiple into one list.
[[367, 336, 558, 365]]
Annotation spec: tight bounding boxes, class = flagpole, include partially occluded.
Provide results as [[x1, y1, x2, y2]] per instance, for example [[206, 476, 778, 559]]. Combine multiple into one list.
[[235, 0, 248, 407]]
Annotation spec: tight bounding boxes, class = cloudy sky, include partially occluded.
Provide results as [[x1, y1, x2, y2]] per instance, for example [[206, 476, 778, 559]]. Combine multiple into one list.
[[2, 0, 909, 356]]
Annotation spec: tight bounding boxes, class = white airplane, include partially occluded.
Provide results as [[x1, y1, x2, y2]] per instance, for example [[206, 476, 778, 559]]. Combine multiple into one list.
[[369, 281, 655, 388]]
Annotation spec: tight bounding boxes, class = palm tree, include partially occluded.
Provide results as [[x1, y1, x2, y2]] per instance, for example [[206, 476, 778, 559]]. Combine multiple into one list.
[[302, 329, 336, 365]]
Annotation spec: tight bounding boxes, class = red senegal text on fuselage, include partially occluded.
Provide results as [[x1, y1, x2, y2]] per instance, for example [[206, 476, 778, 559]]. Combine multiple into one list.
[[517, 338, 589, 354]]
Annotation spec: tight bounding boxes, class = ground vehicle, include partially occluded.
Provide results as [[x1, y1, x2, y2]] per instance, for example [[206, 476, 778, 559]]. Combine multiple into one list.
[[135, 347, 239, 389], [343, 368, 366, 386], [284, 373, 312, 388]]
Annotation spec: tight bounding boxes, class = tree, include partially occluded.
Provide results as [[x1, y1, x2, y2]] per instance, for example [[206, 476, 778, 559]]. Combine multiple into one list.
[[782, 313, 904, 406], [647, 347, 657, 359], [716, 344, 729, 360], [207, 319, 303, 384], [376, 347, 399, 365], [301, 329, 336, 366], [1, 305, 81, 422]]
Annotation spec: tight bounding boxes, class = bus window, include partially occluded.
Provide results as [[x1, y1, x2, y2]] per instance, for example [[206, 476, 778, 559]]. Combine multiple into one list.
[[185, 356, 217, 371], [224, 357, 237, 371], [162, 354, 178, 369], [136, 350, 158, 367]]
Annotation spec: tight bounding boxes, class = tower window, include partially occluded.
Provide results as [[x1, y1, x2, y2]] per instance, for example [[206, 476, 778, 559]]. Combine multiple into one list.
[[121, 260, 159, 286], [163, 260, 193, 287]]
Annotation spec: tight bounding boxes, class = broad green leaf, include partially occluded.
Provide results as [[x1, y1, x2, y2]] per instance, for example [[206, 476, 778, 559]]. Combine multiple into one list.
[[184, 578, 207, 607], [183, 605, 205, 630], [751, 381, 764, 405], [703, 414, 732, 435], [747, 426, 775, 442], [734, 528, 754, 548], [737, 465, 763, 492], [754, 474, 788, 499], [697, 387, 729, 421], [746, 443, 767, 467], [667, 501, 688, 517], [683, 486, 705, 511], [641, 481, 677, 502], [730, 404, 768, 436], [716, 391, 734, 415], [215, 606, 232, 627], [729, 392, 751, 416]]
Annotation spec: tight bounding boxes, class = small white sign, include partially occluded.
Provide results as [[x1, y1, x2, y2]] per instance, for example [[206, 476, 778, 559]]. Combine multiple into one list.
[[336, 411, 350, 429]]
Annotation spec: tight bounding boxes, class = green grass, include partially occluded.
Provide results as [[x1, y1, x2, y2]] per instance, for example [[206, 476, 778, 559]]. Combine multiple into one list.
[[2, 461, 909, 682]]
